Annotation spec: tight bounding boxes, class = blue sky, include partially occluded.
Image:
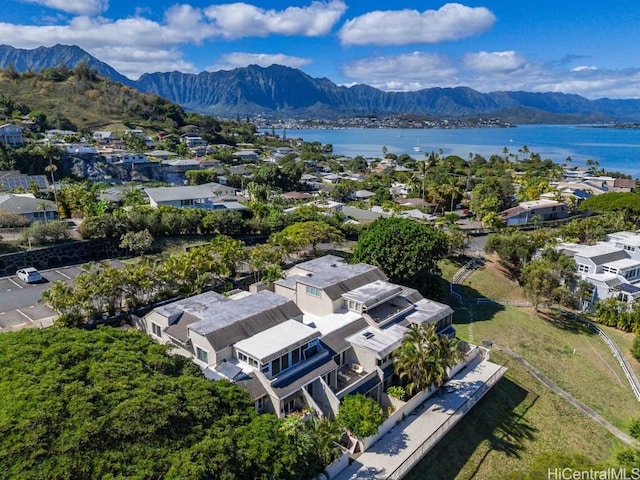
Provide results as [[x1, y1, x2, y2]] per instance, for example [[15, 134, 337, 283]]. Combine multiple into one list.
[[2, 0, 640, 98]]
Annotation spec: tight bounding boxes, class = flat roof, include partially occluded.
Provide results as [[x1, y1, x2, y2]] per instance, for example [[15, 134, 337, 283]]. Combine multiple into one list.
[[285, 255, 381, 290], [405, 298, 454, 326], [145, 182, 232, 202], [234, 319, 321, 363], [604, 258, 640, 270], [189, 290, 297, 336], [608, 231, 640, 247], [346, 324, 407, 359], [342, 280, 403, 307]]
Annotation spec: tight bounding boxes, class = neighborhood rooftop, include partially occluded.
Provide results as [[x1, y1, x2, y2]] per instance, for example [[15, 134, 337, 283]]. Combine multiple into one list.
[[189, 290, 301, 337], [233, 319, 321, 363]]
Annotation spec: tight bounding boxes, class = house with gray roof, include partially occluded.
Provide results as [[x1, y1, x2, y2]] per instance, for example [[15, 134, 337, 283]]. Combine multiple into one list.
[[0, 193, 57, 221], [139, 255, 457, 419], [144, 182, 246, 210], [559, 231, 640, 308]]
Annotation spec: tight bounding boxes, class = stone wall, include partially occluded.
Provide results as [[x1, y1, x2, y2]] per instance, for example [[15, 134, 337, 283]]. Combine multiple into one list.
[[0, 239, 124, 276]]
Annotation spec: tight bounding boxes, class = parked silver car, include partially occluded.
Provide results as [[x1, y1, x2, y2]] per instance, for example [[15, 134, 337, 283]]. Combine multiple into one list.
[[16, 267, 42, 283]]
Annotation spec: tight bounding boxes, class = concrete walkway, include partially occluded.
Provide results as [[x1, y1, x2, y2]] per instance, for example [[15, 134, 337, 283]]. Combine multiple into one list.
[[335, 358, 507, 480]]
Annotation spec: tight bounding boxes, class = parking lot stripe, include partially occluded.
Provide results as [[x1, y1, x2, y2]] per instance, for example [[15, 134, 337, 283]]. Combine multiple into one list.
[[16, 309, 34, 322], [8, 278, 23, 289], [55, 270, 71, 279]]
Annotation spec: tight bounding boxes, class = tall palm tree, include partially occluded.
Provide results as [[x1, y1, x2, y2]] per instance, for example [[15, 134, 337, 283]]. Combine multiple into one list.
[[393, 323, 462, 396]]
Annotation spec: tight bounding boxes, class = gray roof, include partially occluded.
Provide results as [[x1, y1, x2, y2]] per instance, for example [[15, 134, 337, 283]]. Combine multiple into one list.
[[235, 373, 268, 400], [144, 182, 233, 203], [346, 324, 407, 360], [270, 355, 338, 399], [283, 255, 387, 300], [320, 317, 369, 354], [155, 291, 229, 320], [0, 193, 57, 214], [341, 206, 389, 223], [163, 312, 200, 344], [404, 299, 454, 327], [189, 290, 303, 351], [343, 280, 403, 307], [589, 250, 630, 265]]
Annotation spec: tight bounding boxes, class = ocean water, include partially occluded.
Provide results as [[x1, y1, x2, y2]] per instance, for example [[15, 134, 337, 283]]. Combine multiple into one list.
[[280, 125, 640, 178]]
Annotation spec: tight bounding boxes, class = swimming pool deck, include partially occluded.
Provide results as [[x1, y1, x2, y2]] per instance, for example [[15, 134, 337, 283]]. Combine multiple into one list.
[[335, 358, 507, 480]]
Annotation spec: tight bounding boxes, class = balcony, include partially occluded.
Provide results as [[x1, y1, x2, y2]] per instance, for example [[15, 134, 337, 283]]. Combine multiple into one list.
[[334, 363, 369, 394]]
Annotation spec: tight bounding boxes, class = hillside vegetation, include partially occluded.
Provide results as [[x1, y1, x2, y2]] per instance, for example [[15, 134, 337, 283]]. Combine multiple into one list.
[[0, 64, 254, 141]]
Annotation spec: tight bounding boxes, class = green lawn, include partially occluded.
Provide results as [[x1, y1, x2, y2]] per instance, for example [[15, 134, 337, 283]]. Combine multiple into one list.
[[410, 259, 640, 478], [456, 305, 638, 430], [405, 354, 623, 480]]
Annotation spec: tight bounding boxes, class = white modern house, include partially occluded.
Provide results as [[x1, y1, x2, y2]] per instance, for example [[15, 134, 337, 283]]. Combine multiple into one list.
[[559, 231, 640, 307], [144, 182, 246, 210]]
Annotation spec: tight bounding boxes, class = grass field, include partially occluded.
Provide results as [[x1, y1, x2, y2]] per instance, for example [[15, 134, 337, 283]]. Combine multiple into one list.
[[405, 354, 623, 480], [410, 256, 639, 478]]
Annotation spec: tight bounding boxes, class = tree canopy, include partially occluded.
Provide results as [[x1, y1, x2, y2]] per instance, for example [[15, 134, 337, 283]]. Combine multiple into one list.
[[352, 217, 448, 291], [337, 393, 384, 438], [0, 327, 334, 480]]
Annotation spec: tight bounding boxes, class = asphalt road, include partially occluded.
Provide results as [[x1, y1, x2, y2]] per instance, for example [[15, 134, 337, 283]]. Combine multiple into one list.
[[0, 261, 124, 331]]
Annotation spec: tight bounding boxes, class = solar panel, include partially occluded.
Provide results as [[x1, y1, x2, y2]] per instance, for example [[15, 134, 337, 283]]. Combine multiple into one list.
[[0, 175, 48, 191]]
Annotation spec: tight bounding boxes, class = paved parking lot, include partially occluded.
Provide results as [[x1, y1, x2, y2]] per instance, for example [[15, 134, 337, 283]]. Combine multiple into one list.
[[0, 261, 124, 332]]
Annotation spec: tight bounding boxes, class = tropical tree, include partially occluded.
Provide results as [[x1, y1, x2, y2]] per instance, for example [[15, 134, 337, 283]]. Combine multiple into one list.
[[337, 393, 384, 438], [270, 221, 344, 256], [393, 323, 461, 396], [352, 217, 448, 291], [520, 248, 577, 312]]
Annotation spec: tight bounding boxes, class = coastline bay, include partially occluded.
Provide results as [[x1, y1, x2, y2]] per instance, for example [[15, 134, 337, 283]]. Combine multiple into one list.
[[279, 125, 640, 178]]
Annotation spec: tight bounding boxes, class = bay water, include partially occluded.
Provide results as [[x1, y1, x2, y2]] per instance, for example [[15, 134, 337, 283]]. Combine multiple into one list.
[[281, 125, 640, 178]]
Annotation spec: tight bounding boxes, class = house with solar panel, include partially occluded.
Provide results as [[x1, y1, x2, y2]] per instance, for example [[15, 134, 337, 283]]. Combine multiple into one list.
[[137, 255, 457, 418], [558, 231, 640, 308]]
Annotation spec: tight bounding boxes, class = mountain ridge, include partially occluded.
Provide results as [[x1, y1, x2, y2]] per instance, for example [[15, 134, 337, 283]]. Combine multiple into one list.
[[1, 44, 639, 123]]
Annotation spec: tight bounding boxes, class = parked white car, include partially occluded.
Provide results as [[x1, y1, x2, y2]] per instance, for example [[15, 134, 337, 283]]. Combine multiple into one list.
[[16, 267, 42, 283]]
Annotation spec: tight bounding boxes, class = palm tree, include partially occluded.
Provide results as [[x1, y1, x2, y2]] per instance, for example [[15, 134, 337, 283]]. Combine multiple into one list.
[[393, 323, 462, 396], [40, 141, 60, 207]]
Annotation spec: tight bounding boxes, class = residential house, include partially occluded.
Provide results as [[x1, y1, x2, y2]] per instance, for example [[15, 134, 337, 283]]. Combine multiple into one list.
[[0, 124, 25, 147], [138, 255, 456, 419], [144, 182, 245, 210], [180, 133, 207, 148], [500, 199, 568, 226], [102, 152, 148, 164], [0, 193, 57, 221], [559, 231, 640, 308], [92, 131, 114, 143]]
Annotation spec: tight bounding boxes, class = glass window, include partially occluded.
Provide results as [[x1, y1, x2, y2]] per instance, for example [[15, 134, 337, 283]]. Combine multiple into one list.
[[196, 346, 209, 364], [151, 322, 162, 337], [281, 354, 289, 370], [292, 348, 300, 365], [272, 358, 281, 376], [306, 286, 321, 297]]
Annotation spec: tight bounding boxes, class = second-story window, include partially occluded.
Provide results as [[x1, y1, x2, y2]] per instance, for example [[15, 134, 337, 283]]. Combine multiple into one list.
[[195, 346, 209, 365], [306, 286, 321, 297]]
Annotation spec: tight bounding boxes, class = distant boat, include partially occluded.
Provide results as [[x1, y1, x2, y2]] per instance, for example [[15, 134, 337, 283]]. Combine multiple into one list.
[[413, 139, 422, 152]]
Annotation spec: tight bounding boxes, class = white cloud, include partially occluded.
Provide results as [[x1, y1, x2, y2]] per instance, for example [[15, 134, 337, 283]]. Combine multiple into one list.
[[209, 52, 312, 71], [463, 51, 525, 73], [340, 51, 640, 98], [339, 3, 495, 46], [204, 0, 347, 38], [571, 65, 598, 72], [341, 52, 458, 91], [20, 0, 108, 16]]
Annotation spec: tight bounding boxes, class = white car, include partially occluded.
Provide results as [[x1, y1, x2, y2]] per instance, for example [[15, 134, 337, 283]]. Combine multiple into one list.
[[16, 267, 42, 283]]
